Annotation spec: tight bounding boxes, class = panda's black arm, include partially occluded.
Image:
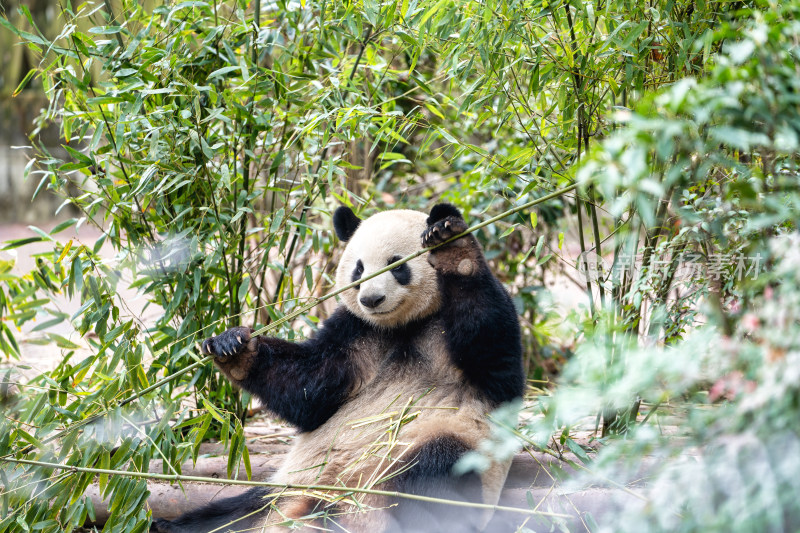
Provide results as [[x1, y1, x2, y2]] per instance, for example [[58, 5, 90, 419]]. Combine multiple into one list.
[[423, 204, 525, 405], [439, 273, 524, 405], [202, 310, 364, 432]]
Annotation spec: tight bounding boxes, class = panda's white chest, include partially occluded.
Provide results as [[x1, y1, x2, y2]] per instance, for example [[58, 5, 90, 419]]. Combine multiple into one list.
[[347, 318, 461, 391]]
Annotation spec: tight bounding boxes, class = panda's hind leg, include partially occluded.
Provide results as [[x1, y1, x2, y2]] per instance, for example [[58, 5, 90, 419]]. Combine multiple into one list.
[[150, 486, 274, 533], [388, 435, 483, 533]]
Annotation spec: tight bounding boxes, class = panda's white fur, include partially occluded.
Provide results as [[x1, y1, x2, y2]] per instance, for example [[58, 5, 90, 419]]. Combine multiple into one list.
[[335, 210, 440, 328], [153, 205, 525, 533]]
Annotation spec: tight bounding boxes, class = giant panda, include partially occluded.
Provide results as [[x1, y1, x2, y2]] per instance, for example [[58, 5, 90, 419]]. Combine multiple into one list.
[[152, 203, 524, 533]]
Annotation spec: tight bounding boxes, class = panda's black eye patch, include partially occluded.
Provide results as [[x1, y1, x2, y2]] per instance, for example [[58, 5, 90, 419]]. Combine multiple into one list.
[[389, 255, 411, 286], [351, 260, 364, 286]]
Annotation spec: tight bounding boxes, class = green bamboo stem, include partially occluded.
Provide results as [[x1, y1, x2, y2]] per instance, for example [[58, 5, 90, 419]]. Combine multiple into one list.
[[1, 457, 570, 518], [575, 196, 596, 316], [587, 190, 605, 306]]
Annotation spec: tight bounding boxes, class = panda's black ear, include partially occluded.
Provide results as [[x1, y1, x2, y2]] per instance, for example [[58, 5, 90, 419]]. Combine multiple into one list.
[[427, 203, 463, 225], [333, 206, 361, 242]]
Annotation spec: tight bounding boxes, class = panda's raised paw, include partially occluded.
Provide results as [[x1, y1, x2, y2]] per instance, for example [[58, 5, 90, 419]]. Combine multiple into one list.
[[202, 326, 254, 364], [422, 215, 469, 249]]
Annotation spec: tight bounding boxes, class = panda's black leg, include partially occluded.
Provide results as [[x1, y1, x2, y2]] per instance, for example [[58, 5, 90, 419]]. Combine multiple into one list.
[[388, 435, 483, 533], [150, 487, 274, 533]]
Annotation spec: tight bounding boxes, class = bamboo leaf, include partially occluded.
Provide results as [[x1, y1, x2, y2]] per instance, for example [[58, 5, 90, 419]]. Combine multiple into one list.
[[13, 68, 37, 96]]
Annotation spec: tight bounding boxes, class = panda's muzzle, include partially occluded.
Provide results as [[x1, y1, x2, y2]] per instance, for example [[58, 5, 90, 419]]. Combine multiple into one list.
[[360, 294, 386, 309]]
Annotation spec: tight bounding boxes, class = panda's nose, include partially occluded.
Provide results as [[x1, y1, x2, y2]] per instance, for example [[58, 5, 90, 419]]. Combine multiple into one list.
[[360, 294, 386, 309]]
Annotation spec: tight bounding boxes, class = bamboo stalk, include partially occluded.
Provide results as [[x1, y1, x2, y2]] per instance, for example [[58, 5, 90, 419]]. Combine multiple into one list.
[[575, 196, 596, 316], [1, 457, 570, 518], [587, 187, 605, 306]]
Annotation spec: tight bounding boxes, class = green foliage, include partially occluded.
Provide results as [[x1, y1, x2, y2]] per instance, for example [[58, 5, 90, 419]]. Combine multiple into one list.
[[520, 3, 800, 530], [1, 0, 799, 531]]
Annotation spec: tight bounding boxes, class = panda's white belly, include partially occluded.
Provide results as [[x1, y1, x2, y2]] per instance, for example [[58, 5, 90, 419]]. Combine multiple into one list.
[[272, 319, 492, 488]]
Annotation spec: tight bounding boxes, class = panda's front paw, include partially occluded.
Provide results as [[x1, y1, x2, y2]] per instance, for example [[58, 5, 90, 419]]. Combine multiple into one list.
[[422, 216, 469, 249], [202, 326, 254, 364], [423, 211, 485, 277]]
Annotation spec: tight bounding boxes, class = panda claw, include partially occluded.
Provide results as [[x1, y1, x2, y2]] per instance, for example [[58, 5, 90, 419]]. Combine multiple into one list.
[[236, 335, 242, 344]]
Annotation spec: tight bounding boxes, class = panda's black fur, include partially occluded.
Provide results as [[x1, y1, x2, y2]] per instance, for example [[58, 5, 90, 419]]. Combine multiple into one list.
[[152, 204, 524, 533]]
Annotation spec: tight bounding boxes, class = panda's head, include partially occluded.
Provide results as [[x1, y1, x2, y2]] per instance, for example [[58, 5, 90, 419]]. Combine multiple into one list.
[[333, 206, 440, 328]]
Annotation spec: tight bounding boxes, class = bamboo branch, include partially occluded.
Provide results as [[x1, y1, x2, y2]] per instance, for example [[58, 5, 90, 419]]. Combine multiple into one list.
[[1, 457, 570, 518], [16, 357, 208, 454], [588, 187, 605, 306], [575, 197, 595, 316]]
